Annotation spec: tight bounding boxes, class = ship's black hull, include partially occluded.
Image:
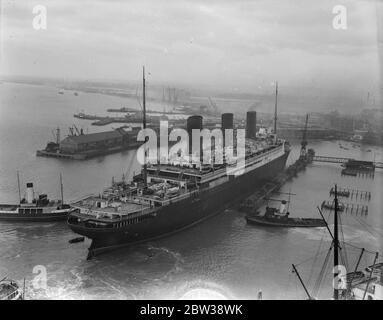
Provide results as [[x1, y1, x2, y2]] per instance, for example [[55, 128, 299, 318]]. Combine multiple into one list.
[[246, 215, 326, 228], [69, 151, 290, 257], [0, 214, 68, 222]]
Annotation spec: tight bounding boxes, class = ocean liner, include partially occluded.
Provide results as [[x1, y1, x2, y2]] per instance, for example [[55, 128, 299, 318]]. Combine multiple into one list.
[[67, 72, 290, 258]]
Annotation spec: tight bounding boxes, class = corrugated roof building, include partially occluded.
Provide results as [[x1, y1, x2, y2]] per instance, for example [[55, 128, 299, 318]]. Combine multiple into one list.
[[60, 129, 129, 153]]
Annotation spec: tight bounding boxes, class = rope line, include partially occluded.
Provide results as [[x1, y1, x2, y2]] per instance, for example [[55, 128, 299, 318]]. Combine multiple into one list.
[[313, 245, 332, 297]]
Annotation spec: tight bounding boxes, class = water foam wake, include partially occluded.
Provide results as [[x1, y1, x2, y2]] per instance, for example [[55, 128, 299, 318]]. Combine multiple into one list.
[[146, 245, 185, 281]]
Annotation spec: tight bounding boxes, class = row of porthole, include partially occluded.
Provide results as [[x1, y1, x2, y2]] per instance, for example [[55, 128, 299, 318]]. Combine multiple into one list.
[[114, 215, 151, 228]]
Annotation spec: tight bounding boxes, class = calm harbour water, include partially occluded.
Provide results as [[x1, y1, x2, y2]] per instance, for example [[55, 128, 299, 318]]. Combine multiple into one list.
[[0, 82, 382, 300]]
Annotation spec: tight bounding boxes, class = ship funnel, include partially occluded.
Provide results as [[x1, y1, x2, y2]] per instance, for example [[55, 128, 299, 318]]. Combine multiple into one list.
[[246, 111, 257, 139], [26, 182, 34, 203], [221, 113, 234, 131], [279, 200, 287, 214], [221, 113, 233, 148], [222, 113, 233, 149], [187, 115, 203, 155]]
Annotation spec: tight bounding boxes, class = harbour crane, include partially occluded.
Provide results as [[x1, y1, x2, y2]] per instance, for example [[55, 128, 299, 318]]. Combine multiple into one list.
[[208, 97, 219, 115], [68, 126, 75, 136], [68, 124, 83, 136], [51, 127, 60, 144], [72, 124, 82, 136], [300, 114, 309, 160], [173, 88, 178, 105]]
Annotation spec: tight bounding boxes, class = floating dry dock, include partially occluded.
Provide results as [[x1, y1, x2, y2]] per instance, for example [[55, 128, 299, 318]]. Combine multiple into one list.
[[240, 151, 315, 213]]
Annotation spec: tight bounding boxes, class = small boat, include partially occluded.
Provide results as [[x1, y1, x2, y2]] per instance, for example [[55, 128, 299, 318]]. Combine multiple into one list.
[[246, 206, 326, 228], [0, 173, 77, 222], [321, 200, 345, 212], [0, 278, 23, 300], [330, 187, 350, 198], [69, 237, 85, 244], [341, 169, 357, 176]]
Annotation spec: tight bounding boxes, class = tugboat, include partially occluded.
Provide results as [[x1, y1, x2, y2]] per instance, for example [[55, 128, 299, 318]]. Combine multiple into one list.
[[0, 277, 23, 300], [245, 197, 326, 228], [0, 173, 77, 222]]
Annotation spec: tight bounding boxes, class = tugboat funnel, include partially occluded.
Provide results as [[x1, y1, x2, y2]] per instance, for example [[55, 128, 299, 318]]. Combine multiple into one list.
[[279, 200, 287, 214], [26, 182, 34, 203]]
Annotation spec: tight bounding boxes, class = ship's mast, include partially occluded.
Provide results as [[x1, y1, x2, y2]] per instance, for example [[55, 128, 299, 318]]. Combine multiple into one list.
[[56, 127, 60, 145], [292, 264, 312, 300], [317, 187, 342, 300], [142, 66, 147, 188], [274, 82, 278, 143], [60, 173, 64, 205], [300, 114, 309, 159], [333, 184, 339, 300], [17, 171, 21, 203]]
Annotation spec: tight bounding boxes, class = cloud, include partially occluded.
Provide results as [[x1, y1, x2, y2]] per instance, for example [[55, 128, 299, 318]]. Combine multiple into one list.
[[0, 0, 381, 96]]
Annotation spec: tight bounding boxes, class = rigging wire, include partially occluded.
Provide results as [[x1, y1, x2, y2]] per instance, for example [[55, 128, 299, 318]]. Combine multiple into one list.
[[338, 213, 349, 270], [307, 227, 327, 287], [363, 253, 368, 267], [294, 247, 331, 268], [313, 244, 332, 297], [355, 215, 383, 238], [124, 148, 138, 179], [309, 208, 334, 297], [353, 215, 379, 235], [344, 241, 377, 255], [318, 250, 336, 298], [348, 214, 382, 239]]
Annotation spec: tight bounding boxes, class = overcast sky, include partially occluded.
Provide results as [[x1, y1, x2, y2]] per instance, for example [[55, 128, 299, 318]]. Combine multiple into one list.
[[0, 0, 381, 97]]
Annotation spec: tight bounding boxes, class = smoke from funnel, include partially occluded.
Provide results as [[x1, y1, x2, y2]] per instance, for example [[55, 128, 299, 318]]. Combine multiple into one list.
[[248, 101, 262, 112]]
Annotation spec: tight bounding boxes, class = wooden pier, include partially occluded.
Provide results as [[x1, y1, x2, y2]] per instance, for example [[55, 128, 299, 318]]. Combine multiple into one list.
[[329, 187, 371, 201], [321, 201, 369, 216], [322, 186, 371, 216]]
